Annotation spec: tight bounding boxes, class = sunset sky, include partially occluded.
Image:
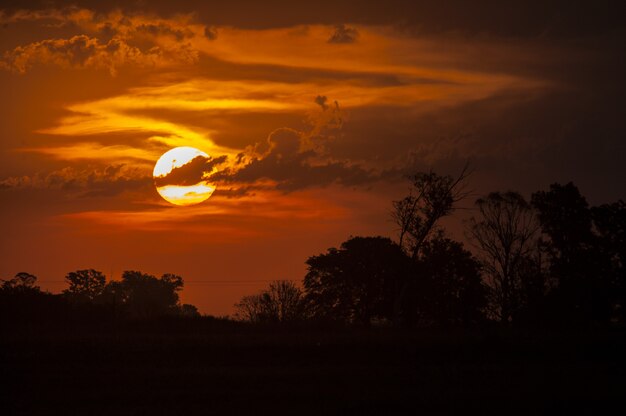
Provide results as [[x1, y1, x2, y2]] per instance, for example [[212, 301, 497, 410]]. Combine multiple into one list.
[[1, 1, 624, 315]]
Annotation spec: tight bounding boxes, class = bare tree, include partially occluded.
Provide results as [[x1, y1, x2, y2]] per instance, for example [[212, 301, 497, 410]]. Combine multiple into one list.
[[234, 280, 306, 323], [467, 191, 542, 323], [393, 166, 471, 258]]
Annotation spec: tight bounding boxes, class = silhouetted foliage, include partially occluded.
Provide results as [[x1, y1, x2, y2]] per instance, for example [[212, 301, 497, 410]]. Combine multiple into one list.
[[468, 192, 545, 323], [532, 183, 612, 322], [179, 303, 201, 317], [0, 268, 199, 324], [304, 236, 409, 326], [391, 167, 471, 324], [405, 234, 487, 326], [101, 271, 185, 319], [0, 273, 70, 326], [1, 272, 40, 293], [63, 269, 106, 302], [235, 280, 307, 323], [393, 167, 471, 260], [235, 294, 267, 322], [592, 200, 626, 320]]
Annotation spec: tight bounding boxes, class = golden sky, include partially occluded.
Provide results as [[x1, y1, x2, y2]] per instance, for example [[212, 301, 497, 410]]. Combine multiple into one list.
[[1, 1, 624, 314]]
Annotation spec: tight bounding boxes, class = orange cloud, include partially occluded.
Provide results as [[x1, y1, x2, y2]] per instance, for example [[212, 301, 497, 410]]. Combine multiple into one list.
[[1, 34, 198, 75], [22, 143, 161, 163], [0, 7, 551, 208]]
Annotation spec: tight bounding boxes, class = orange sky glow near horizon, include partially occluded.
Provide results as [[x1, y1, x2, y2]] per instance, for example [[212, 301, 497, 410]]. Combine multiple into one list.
[[1, 2, 624, 315]]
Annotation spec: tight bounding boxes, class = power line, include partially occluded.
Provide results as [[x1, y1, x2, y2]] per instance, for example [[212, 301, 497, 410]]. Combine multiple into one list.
[[36, 279, 301, 284]]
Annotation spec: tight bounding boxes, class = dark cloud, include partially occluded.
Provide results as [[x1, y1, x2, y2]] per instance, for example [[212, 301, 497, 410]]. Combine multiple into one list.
[[192, 55, 408, 86], [314, 95, 329, 110], [6, 1, 622, 38], [327, 24, 358, 44], [211, 128, 380, 192], [331, 86, 626, 204], [203, 25, 217, 40], [0, 164, 152, 197], [136, 23, 194, 40], [211, 186, 257, 199], [154, 155, 227, 187]]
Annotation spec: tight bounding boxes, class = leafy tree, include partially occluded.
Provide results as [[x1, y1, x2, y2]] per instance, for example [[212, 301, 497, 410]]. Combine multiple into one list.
[[467, 191, 544, 323], [161, 273, 184, 295], [304, 236, 409, 326], [63, 269, 106, 301], [0, 272, 64, 325], [101, 271, 185, 318], [1, 272, 39, 292], [235, 280, 306, 323], [410, 235, 487, 326], [532, 183, 594, 254], [532, 183, 612, 322]]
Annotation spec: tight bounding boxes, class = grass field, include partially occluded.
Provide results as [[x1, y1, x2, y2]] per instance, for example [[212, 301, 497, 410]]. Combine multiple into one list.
[[2, 319, 625, 415]]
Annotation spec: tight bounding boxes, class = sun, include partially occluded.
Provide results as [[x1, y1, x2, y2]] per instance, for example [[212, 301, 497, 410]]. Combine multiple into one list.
[[153, 147, 216, 206]]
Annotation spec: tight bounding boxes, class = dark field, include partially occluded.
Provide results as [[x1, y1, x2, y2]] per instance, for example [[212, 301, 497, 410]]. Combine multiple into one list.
[[2, 319, 625, 415]]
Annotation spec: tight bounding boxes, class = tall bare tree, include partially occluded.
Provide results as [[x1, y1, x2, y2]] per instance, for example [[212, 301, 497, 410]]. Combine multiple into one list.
[[467, 191, 542, 323]]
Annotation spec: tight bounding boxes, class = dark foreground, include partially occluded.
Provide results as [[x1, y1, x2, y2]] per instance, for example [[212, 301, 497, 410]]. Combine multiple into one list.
[[2, 319, 625, 415]]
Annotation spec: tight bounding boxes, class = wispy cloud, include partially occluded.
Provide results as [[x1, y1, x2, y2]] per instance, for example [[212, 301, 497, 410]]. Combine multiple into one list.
[[58, 188, 351, 234]]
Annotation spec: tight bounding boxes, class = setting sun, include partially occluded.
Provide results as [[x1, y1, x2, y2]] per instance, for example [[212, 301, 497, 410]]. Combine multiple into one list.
[[153, 147, 217, 206]]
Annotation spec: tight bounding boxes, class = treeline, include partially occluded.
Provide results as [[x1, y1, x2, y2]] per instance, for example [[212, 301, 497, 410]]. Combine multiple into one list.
[[0, 270, 199, 325], [2, 170, 624, 329], [235, 172, 625, 328]]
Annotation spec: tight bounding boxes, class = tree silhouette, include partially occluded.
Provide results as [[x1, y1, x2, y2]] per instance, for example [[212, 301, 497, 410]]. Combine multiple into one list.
[[235, 294, 268, 322], [100, 271, 185, 319], [304, 236, 409, 326], [391, 167, 470, 324], [592, 200, 626, 321], [1, 272, 39, 292], [532, 183, 612, 322], [179, 303, 200, 317], [63, 269, 106, 302], [161, 273, 184, 294], [409, 234, 487, 326], [235, 280, 306, 323], [393, 168, 471, 259], [467, 191, 543, 323], [0, 272, 64, 325]]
